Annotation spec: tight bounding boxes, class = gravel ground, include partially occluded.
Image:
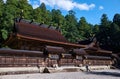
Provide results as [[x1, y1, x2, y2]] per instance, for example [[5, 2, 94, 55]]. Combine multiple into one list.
[[0, 69, 120, 79]]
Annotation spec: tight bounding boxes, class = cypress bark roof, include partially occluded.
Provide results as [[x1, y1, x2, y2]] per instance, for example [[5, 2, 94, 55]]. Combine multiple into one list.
[[6, 19, 86, 48], [0, 48, 43, 56], [73, 49, 87, 55], [84, 55, 112, 60], [45, 46, 66, 54], [15, 21, 68, 43]]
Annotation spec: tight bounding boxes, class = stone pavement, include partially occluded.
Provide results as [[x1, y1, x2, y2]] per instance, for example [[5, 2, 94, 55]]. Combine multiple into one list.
[[0, 65, 111, 74], [0, 69, 120, 79]]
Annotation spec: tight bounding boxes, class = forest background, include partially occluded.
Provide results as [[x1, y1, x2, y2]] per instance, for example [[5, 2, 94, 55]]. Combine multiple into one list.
[[0, 0, 120, 53]]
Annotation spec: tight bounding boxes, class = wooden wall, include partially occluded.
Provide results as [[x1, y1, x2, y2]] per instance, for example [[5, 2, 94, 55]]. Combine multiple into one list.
[[0, 56, 47, 67]]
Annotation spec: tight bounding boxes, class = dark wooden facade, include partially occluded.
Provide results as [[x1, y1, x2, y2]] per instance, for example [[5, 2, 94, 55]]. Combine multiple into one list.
[[73, 49, 86, 66], [60, 54, 74, 66], [83, 45, 113, 66], [44, 46, 64, 67], [4, 19, 86, 49], [0, 49, 47, 67], [0, 48, 113, 67], [0, 18, 113, 67]]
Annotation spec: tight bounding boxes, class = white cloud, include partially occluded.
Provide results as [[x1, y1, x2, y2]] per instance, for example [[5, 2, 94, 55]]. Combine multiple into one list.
[[39, 0, 95, 11], [75, 3, 95, 10], [28, 0, 40, 9], [99, 6, 104, 10], [3, 0, 7, 3], [5, 0, 95, 11], [32, 4, 40, 9], [31, 2, 39, 9]]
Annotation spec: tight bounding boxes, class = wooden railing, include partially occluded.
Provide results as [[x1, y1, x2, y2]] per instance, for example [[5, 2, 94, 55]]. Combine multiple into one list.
[[59, 59, 74, 66], [0, 56, 46, 67], [0, 56, 113, 67], [83, 59, 113, 66]]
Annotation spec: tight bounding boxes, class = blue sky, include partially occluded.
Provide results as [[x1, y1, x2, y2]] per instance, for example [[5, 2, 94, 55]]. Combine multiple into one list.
[[28, 0, 120, 25]]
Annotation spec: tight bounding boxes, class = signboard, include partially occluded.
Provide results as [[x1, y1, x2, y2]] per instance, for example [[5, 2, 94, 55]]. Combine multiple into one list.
[[76, 56, 82, 60], [49, 54, 59, 60]]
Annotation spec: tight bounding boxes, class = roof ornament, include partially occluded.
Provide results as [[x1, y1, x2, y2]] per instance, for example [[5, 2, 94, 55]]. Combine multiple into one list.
[[48, 25, 51, 28], [29, 19, 34, 24], [56, 26, 59, 30], [19, 10, 24, 22], [39, 23, 43, 26], [39, 21, 44, 26], [55, 26, 61, 32]]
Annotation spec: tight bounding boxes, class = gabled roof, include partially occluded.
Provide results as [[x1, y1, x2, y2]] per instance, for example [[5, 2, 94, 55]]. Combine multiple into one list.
[[45, 46, 66, 54], [5, 19, 86, 48], [15, 20, 68, 43], [84, 55, 112, 60], [73, 49, 87, 55], [0, 48, 43, 56], [83, 41, 112, 54]]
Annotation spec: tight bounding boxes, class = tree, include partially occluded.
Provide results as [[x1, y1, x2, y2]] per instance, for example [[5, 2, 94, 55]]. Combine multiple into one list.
[[0, 0, 4, 27], [77, 17, 92, 40], [1, 0, 19, 38], [1, 0, 21, 35], [1, 29, 8, 40], [17, 0, 33, 19], [63, 10, 79, 42], [39, 3, 47, 23], [109, 15, 120, 51], [96, 14, 112, 50], [33, 3, 52, 25], [113, 13, 120, 26], [33, 3, 52, 24], [100, 14, 111, 28], [40, 3, 51, 24], [92, 24, 99, 35], [0, 0, 4, 18], [33, 7, 42, 23], [51, 9, 65, 27], [0, 0, 4, 46]]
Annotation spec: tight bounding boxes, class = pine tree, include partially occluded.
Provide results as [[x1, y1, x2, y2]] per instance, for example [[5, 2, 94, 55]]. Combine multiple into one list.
[[17, 0, 33, 19], [96, 14, 112, 50], [77, 17, 92, 40], [51, 9, 65, 27], [63, 10, 79, 42], [2, 0, 19, 32], [0, 0, 5, 45], [113, 14, 120, 26]]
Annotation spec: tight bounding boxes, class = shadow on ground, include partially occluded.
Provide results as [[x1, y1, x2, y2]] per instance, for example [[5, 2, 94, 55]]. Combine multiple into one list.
[[85, 70, 120, 77]]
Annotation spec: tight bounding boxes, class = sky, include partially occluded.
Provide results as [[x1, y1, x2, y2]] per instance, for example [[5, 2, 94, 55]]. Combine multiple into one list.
[[4, 0, 120, 25]]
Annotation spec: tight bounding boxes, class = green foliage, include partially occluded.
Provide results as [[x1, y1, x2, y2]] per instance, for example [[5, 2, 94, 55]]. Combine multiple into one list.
[[96, 14, 111, 46], [109, 22, 120, 51], [33, 7, 42, 23], [2, 0, 19, 33], [0, 0, 4, 17], [113, 14, 120, 26], [0, 1, 120, 52], [0, 0, 33, 46], [17, 0, 33, 19], [92, 24, 99, 34], [0, 0, 4, 24], [100, 14, 111, 27], [0, 1, 98, 44], [51, 9, 65, 27], [1, 29, 8, 40], [63, 10, 79, 42], [95, 13, 120, 52], [77, 17, 93, 40], [33, 3, 51, 24]]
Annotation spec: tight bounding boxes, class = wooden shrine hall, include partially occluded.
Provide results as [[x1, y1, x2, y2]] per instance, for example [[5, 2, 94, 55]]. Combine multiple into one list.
[[0, 18, 113, 67]]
